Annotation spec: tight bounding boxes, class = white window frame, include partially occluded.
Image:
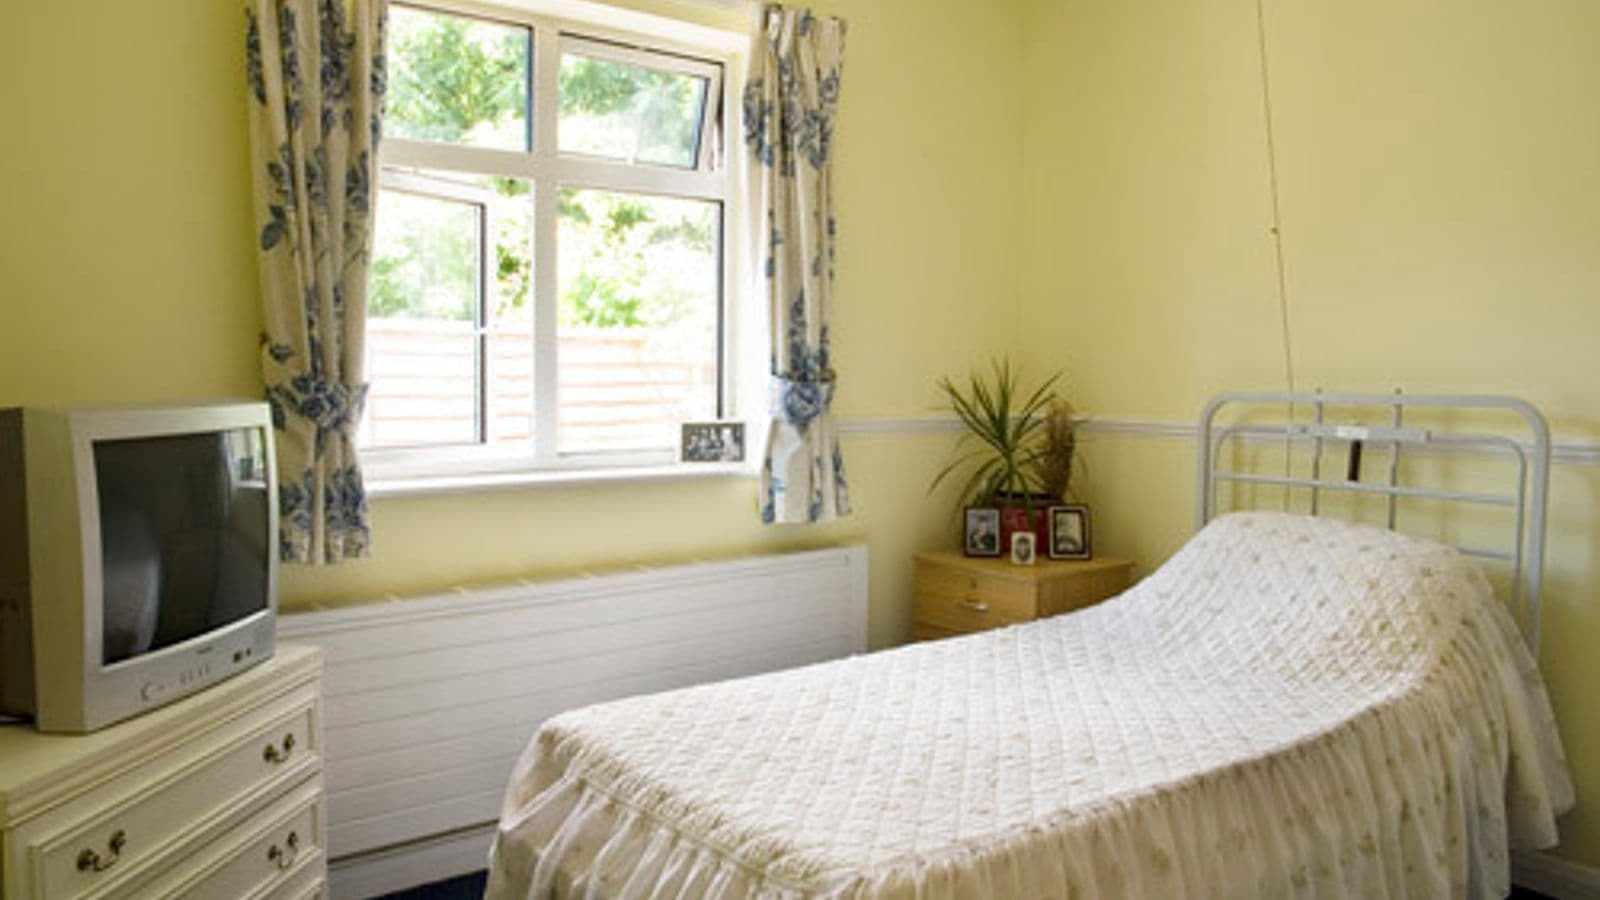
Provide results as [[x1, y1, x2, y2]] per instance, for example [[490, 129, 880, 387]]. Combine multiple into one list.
[[364, 0, 753, 488]]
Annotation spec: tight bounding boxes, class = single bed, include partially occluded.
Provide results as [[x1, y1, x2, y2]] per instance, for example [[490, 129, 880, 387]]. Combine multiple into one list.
[[486, 393, 1574, 899]]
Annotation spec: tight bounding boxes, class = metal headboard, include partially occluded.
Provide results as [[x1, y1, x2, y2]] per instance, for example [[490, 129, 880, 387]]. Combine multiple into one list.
[[1195, 391, 1551, 655]]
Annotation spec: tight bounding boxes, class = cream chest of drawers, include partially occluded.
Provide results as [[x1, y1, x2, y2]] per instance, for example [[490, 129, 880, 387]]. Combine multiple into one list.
[[0, 644, 325, 900]]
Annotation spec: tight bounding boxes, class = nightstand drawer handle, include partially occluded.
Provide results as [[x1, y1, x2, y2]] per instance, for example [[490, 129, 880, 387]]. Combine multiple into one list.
[[76, 830, 126, 873], [263, 732, 296, 764], [267, 831, 300, 870], [959, 599, 990, 613]]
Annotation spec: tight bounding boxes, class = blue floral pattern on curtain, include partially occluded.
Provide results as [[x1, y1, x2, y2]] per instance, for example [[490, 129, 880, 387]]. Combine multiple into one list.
[[245, 0, 386, 563], [745, 6, 851, 525]]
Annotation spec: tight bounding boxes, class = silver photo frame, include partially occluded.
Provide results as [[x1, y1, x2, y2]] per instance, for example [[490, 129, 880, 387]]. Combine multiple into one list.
[[1048, 505, 1091, 560], [680, 421, 746, 463]]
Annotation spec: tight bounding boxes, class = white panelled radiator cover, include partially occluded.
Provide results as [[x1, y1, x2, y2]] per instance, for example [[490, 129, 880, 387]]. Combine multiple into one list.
[[280, 544, 868, 897]]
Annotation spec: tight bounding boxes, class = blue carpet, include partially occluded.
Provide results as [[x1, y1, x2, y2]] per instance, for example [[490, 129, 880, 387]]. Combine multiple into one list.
[[376, 870, 486, 900]]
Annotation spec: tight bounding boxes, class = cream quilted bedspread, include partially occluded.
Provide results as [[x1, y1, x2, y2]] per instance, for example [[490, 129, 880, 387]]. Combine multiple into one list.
[[486, 513, 1572, 899]]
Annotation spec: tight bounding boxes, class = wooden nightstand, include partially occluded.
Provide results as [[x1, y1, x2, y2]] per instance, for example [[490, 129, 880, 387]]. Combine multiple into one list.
[[913, 552, 1133, 640]]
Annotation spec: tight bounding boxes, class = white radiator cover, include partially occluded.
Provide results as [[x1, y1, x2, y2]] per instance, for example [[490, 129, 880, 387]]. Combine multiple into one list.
[[278, 545, 869, 881]]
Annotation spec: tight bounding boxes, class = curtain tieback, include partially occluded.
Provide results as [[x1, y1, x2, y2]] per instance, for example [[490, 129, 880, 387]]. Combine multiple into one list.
[[269, 374, 369, 435], [771, 373, 836, 431]]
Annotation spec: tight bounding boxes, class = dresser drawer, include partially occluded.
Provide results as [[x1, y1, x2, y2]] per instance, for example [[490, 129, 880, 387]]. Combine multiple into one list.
[[156, 778, 325, 900], [269, 873, 328, 900], [27, 692, 320, 900]]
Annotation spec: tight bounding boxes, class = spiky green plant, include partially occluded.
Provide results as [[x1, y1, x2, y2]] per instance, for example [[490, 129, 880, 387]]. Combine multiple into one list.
[[929, 359, 1061, 509], [1038, 399, 1079, 500]]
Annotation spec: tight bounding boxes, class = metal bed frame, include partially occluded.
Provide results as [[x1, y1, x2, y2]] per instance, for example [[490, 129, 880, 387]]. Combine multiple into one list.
[[1195, 391, 1551, 655]]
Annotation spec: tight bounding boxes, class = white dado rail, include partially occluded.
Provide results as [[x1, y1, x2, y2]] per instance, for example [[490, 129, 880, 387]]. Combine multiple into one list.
[[835, 413, 1600, 467]]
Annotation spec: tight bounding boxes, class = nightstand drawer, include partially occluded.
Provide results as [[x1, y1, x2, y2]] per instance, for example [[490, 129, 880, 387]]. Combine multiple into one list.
[[28, 692, 320, 900], [1037, 565, 1133, 617], [916, 587, 1036, 631], [913, 552, 1133, 639], [916, 566, 1036, 610], [912, 622, 963, 642]]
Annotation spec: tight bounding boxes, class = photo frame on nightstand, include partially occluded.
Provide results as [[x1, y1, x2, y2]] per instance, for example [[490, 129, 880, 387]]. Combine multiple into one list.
[[1010, 531, 1037, 566], [964, 507, 1002, 557], [1047, 505, 1091, 560]]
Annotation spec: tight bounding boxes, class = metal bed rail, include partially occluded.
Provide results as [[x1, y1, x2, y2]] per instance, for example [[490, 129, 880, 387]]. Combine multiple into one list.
[[1195, 391, 1551, 654]]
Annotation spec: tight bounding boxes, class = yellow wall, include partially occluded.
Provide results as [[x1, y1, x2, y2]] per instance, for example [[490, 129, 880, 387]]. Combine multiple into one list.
[[1020, 0, 1600, 869], [0, 3, 263, 406], [0, 0, 1022, 651]]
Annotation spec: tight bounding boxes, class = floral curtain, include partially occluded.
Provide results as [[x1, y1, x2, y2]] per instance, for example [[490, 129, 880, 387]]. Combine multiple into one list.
[[745, 6, 851, 524], [245, 0, 386, 563]]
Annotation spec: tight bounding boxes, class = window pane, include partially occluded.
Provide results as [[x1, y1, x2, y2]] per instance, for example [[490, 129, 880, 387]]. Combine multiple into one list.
[[557, 189, 720, 453], [387, 6, 530, 151], [363, 173, 537, 451], [558, 51, 711, 169], [365, 188, 481, 448]]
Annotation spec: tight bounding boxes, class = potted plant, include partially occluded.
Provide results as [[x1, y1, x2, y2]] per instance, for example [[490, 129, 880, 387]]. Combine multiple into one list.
[[1038, 398, 1079, 501], [930, 360, 1076, 552]]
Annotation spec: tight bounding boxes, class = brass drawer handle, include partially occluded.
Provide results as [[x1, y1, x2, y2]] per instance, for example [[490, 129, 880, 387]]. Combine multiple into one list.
[[267, 831, 300, 870], [76, 830, 127, 873], [263, 732, 296, 764], [959, 599, 990, 613]]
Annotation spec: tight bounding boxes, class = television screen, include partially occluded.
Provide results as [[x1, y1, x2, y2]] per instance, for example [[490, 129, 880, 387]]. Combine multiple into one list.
[[93, 428, 271, 666]]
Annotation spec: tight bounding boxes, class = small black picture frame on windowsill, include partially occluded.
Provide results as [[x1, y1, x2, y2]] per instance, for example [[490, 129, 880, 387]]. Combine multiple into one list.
[[680, 421, 746, 463], [964, 507, 1002, 558], [1047, 505, 1092, 560]]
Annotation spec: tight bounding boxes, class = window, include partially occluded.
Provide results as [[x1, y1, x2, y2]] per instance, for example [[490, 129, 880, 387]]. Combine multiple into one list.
[[363, 3, 737, 476]]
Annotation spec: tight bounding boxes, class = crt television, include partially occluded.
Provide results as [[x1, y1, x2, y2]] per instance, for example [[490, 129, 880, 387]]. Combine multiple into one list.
[[0, 402, 278, 732]]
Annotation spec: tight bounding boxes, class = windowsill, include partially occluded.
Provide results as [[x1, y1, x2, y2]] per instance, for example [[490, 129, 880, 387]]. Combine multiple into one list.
[[366, 460, 759, 499]]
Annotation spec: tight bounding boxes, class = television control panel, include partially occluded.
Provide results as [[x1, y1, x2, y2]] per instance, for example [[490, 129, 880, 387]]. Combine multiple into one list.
[[137, 638, 268, 706]]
